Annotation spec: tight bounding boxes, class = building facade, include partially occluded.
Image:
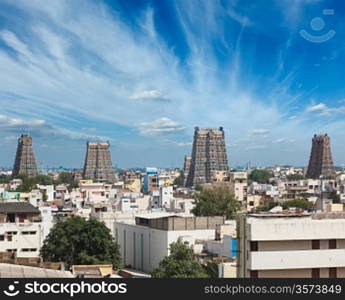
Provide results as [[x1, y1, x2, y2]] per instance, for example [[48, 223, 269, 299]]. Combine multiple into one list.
[[114, 214, 225, 273], [237, 212, 345, 278], [0, 202, 42, 258]]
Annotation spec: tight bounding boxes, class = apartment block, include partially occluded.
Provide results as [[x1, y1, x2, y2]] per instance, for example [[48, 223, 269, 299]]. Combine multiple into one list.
[[0, 202, 42, 258], [114, 214, 225, 273], [237, 212, 345, 278]]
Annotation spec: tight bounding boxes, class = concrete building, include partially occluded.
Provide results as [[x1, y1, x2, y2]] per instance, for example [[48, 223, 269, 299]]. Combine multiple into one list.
[[143, 168, 159, 193], [114, 214, 225, 273], [159, 186, 174, 208], [230, 172, 248, 204], [0, 202, 42, 258], [237, 212, 345, 278], [80, 183, 111, 204]]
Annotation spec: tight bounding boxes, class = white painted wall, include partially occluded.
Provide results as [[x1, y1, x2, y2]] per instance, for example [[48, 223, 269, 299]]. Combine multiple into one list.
[[114, 221, 215, 273], [0, 223, 42, 258]]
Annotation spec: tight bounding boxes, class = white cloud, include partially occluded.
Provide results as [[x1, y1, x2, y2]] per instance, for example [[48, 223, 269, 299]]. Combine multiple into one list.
[[306, 103, 345, 117], [0, 114, 111, 142], [129, 90, 169, 101], [137, 117, 185, 136], [249, 128, 270, 136], [245, 145, 267, 150], [272, 138, 285, 143], [0, 114, 46, 128], [306, 103, 327, 112], [0, 0, 343, 167]]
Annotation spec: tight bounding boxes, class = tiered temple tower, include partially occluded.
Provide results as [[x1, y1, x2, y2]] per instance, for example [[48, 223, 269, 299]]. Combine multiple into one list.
[[12, 134, 38, 178], [306, 133, 336, 179], [83, 142, 116, 182], [186, 127, 229, 187]]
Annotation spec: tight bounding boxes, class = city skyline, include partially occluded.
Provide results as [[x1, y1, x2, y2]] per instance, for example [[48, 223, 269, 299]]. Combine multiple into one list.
[[1, 0, 345, 168]]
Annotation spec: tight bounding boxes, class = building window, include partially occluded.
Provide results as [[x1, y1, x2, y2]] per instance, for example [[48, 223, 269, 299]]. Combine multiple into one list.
[[18, 214, 26, 223], [329, 239, 337, 249], [312, 240, 320, 249], [7, 214, 15, 223], [22, 231, 36, 235], [250, 270, 258, 278], [6, 232, 17, 235], [329, 268, 337, 278], [21, 248, 37, 252], [312, 268, 320, 278], [250, 241, 258, 251], [0, 235, 4, 241], [6, 249, 17, 253]]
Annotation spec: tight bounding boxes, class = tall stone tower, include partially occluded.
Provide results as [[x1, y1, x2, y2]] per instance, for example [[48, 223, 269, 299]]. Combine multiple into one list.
[[83, 142, 116, 182], [12, 134, 38, 178], [306, 134, 336, 179], [186, 127, 229, 187]]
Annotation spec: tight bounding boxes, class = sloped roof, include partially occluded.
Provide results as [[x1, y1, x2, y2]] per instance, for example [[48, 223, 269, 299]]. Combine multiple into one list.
[[0, 202, 40, 214]]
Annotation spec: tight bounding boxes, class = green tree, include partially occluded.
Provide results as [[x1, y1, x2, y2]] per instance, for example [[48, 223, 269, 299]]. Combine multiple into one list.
[[255, 202, 281, 212], [192, 186, 241, 219], [286, 174, 305, 180], [0, 174, 11, 184], [56, 172, 74, 184], [151, 242, 207, 278], [282, 198, 314, 210], [329, 190, 341, 204], [40, 216, 121, 269], [56, 172, 79, 190], [41, 189, 48, 202], [248, 169, 272, 184], [173, 170, 184, 187], [16, 175, 37, 192], [35, 174, 55, 185]]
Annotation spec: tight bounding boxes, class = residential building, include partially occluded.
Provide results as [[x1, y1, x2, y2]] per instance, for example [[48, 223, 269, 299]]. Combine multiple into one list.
[[237, 212, 345, 278], [0, 202, 42, 258], [114, 214, 225, 273]]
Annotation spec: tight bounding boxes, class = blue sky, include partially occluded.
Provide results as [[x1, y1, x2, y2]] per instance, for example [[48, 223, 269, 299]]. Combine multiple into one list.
[[0, 0, 345, 168]]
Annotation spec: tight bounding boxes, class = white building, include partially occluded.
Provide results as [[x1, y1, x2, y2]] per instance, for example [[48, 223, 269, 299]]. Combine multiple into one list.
[[0, 202, 43, 258], [114, 213, 225, 273], [237, 212, 345, 278], [80, 183, 110, 204], [230, 172, 247, 203], [38, 206, 54, 242], [159, 186, 174, 208]]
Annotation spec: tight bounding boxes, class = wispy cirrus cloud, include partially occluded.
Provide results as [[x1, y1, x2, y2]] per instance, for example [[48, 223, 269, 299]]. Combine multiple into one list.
[[137, 117, 185, 137], [0, 0, 344, 167]]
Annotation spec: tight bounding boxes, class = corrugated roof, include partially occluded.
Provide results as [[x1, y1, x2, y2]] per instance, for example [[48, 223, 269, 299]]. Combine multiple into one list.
[[0, 202, 40, 214]]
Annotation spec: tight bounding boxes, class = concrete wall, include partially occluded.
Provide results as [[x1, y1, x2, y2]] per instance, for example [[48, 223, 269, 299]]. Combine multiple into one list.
[[0, 223, 42, 258], [114, 221, 215, 273], [248, 218, 345, 241]]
